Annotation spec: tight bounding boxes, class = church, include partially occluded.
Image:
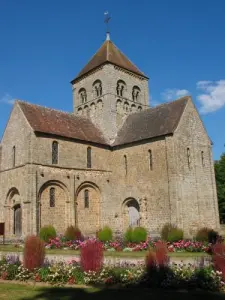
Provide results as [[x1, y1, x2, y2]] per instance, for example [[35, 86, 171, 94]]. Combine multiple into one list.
[[0, 33, 220, 239]]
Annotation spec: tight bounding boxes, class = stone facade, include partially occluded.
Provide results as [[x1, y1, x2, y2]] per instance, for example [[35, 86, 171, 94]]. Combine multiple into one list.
[[0, 37, 220, 239]]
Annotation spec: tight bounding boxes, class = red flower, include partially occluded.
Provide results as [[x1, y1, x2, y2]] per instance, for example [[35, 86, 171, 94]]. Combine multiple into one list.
[[68, 277, 76, 285], [34, 274, 41, 282], [1, 272, 8, 280]]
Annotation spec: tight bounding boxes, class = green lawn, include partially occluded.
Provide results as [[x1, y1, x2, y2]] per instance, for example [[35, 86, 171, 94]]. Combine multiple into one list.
[[0, 283, 224, 300], [0, 245, 209, 258]]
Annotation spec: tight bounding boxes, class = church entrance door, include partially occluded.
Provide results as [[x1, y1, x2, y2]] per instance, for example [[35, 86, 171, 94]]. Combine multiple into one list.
[[123, 198, 140, 230]]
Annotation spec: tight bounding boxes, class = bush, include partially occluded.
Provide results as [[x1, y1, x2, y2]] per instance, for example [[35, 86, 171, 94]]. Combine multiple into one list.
[[161, 223, 174, 241], [167, 227, 183, 242], [64, 226, 82, 241], [97, 226, 113, 242], [80, 240, 103, 272], [195, 227, 210, 242], [23, 235, 45, 271], [124, 228, 133, 243], [40, 225, 56, 243], [208, 229, 219, 244], [213, 242, 225, 281], [131, 227, 147, 243]]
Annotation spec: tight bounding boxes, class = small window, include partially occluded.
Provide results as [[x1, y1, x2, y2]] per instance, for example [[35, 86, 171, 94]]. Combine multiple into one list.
[[132, 86, 141, 102], [148, 149, 153, 170], [187, 147, 191, 169], [87, 147, 92, 168], [93, 80, 102, 97], [12, 146, 16, 167], [52, 141, 58, 164], [84, 189, 89, 208], [124, 155, 128, 175], [79, 88, 87, 103], [116, 80, 126, 97], [50, 187, 55, 207], [201, 151, 205, 167]]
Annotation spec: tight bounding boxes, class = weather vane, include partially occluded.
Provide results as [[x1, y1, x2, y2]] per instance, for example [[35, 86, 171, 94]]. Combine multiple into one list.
[[104, 11, 111, 36]]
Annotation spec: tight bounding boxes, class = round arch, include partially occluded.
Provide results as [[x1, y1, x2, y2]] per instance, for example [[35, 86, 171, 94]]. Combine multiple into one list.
[[75, 181, 101, 235], [5, 187, 21, 237], [38, 180, 70, 234], [122, 198, 140, 230]]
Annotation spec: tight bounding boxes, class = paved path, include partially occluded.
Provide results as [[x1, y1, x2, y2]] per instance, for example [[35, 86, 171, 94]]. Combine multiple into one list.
[[0, 251, 211, 266]]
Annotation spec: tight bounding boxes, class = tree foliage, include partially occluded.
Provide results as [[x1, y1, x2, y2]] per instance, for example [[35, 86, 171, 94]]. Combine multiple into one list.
[[215, 153, 225, 223]]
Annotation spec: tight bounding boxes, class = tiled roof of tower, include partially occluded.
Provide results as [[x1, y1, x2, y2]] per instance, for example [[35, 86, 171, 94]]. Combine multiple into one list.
[[71, 40, 147, 83], [17, 101, 108, 145], [113, 96, 189, 146]]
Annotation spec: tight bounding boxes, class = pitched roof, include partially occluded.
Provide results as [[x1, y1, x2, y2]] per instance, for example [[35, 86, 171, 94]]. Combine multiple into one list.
[[17, 101, 108, 145], [71, 40, 147, 82], [113, 97, 189, 146]]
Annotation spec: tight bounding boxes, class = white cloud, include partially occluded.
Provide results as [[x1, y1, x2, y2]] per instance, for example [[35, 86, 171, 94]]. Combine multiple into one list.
[[0, 93, 15, 105], [197, 80, 225, 114], [161, 88, 189, 101]]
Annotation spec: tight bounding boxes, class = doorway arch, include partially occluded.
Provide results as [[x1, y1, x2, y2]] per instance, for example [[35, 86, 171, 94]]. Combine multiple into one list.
[[13, 204, 22, 237], [122, 198, 140, 230]]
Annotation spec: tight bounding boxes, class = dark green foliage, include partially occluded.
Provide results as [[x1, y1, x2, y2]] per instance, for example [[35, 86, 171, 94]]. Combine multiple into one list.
[[167, 228, 183, 242], [195, 227, 219, 244], [131, 227, 147, 243], [161, 223, 183, 242], [40, 225, 57, 243], [64, 226, 82, 241], [215, 153, 225, 223], [97, 226, 113, 242], [124, 228, 133, 243], [161, 223, 173, 241]]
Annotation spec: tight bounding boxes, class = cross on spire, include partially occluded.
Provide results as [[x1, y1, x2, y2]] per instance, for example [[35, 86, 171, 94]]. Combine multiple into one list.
[[104, 11, 111, 40]]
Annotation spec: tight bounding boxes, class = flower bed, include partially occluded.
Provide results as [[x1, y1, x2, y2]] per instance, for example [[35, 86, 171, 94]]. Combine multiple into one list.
[[0, 254, 224, 292], [45, 237, 211, 254]]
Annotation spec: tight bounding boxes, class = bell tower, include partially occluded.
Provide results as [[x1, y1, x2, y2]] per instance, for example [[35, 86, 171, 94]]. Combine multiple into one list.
[[71, 33, 149, 143]]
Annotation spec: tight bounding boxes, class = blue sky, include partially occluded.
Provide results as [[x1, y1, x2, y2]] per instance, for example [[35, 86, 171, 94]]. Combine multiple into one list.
[[0, 0, 225, 159]]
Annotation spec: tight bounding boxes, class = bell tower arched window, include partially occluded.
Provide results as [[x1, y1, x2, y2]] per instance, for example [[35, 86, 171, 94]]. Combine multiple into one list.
[[52, 141, 58, 165], [117, 80, 126, 97], [93, 80, 102, 97], [79, 88, 87, 104], [132, 86, 141, 102]]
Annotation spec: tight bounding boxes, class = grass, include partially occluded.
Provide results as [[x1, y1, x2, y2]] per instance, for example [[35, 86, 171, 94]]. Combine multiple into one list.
[[0, 283, 224, 300], [0, 245, 209, 258]]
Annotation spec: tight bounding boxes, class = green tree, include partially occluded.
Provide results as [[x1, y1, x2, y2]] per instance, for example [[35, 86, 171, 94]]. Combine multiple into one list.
[[215, 153, 225, 223]]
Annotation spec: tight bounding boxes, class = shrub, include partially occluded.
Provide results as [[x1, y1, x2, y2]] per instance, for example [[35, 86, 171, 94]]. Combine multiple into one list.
[[213, 242, 225, 280], [80, 240, 103, 272], [208, 229, 219, 244], [124, 228, 133, 243], [97, 226, 113, 242], [155, 241, 168, 266], [131, 227, 147, 243], [195, 227, 210, 242], [23, 235, 45, 271], [64, 226, 82, 241], [167, 227, 183, 242], [161, 223, 173, 241], [40, 225, 56, 243]]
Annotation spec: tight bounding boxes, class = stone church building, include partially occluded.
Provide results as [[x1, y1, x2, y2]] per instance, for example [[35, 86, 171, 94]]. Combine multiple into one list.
[[0, 34, 220, 239]]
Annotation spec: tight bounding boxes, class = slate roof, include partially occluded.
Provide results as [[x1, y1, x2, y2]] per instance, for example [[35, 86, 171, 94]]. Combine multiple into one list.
[[17, 101, 108, 145], [71, 40, 147, 83], [113, 97, 189, 146], [17, 96, 189, 147]]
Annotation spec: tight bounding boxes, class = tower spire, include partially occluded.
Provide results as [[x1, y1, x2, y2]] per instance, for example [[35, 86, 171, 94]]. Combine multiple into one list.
[[104, 11, 111, 40]]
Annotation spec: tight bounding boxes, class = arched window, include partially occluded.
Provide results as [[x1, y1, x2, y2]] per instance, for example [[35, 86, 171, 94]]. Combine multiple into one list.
[[124, 155, 128, 176], [52, 141, 58, 165], [49, 187, 55, 207], [138, 106, 142, 111], [124, 101, 129, 112], [79, 88, 87, 104], [93, 80, 102, 97], [13, 204, 22, 236], [148, 149, 153, 170], [201, 151, 205, 167], [187, 147, 191, 169], [87, 147, 92, 168], [84, 189, 89, 208], [132, 86, 141, 102], [116, 80, 126, 97], [77, 107, 83, 115], [12, 146, 16, 167]]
